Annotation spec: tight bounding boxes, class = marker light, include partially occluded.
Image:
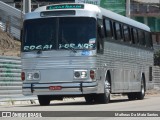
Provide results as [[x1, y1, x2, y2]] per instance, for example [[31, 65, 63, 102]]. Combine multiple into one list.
[[90, 70, 95, 79], [21, 72, 25, 81]]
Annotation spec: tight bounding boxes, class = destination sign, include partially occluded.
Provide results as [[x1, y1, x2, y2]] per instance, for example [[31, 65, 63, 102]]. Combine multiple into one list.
[[46, 4, 84, 10]]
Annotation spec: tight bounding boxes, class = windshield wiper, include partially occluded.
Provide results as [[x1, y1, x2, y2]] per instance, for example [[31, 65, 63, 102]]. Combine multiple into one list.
[[37, 49, 42, 54], [62, 42, 77, 53], [68, 46, 77, 53], [61, 31, 77, 53]]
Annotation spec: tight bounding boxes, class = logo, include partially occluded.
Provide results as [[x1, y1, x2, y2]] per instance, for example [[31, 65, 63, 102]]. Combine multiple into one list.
[[75, 0, 100, 5], [2, 112, 11, 117]]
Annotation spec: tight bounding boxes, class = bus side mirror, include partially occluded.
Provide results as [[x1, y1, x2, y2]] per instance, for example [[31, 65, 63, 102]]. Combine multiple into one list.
[[98, 25, 105, 39]]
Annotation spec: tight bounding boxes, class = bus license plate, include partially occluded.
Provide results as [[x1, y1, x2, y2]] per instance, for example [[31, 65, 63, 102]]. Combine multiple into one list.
[[49, 86, 62, 90]]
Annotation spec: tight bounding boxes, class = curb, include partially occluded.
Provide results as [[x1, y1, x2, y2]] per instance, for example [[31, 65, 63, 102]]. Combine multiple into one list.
[[0, 97, 83, 106], [0, 96, 37, 106]]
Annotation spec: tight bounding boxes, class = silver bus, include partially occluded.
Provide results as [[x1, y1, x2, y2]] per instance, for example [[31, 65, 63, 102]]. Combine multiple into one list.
[[21, 3, 153, 106]]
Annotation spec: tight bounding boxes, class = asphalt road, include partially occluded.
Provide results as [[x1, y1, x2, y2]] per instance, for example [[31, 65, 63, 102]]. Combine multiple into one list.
[[0, 94, 160, 120]]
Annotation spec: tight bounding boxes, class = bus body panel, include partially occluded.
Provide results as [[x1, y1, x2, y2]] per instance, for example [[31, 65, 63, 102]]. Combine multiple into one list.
[[101, 41, 153, 93], [22, 51, 104, 95]]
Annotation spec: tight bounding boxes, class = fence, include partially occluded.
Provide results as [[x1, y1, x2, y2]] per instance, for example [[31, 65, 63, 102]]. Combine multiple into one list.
[[0, 1, 24, 40], [0, 56, 37, 102], [153, 66, 160, 90], [0, 56, 21, 99]]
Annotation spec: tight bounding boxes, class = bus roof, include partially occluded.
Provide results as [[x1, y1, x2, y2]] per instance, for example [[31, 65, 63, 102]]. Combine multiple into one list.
[[33, 3, 150, 32], [99, 7, 150, 32]]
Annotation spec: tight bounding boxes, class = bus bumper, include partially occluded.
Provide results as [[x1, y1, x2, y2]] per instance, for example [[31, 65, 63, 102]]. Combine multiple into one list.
[[22, 82, 98, 95]]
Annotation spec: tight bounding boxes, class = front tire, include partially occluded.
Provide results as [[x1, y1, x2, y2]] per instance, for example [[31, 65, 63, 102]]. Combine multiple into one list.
[[85, 95, 94, 104], [95, 75, 110, 104], [38, 95, 50, 106]]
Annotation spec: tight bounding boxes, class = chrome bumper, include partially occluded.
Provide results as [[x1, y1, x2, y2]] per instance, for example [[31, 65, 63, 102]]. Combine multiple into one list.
[[22, 82, 98, 95]]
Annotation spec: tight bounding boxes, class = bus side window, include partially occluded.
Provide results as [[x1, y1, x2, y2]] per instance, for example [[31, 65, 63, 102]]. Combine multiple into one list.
[[113, 22, 117, 40], [97, 19, 104, 54], [115, 23, 123, 40], [104, 19, 113, 38], [145, 32, 153, 48], [131, 28, 139, 44], [123, 25, 131, 43], [138, 30, 145, 46]]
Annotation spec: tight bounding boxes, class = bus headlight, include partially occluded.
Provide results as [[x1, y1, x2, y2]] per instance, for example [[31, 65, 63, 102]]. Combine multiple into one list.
[[74, 70, 87, 79], [81, 71, 87, 78], [74, 71, 81, 78], [27, 72, 40, 80], [27, 73, 33, 80], [34, 72, 40, 79]]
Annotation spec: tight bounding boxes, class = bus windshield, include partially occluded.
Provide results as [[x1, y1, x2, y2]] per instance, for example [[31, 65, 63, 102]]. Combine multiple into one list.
[[22, 17, 96, 52]]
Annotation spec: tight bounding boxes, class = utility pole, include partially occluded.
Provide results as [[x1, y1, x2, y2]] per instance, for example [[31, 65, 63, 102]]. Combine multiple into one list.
[[23, 0, 31, 13], [126, 0, 130, 18]]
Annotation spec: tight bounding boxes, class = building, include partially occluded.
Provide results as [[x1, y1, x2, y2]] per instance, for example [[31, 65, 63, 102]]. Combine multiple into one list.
[[130, 0, 160, 44], [0, 0, 75, 11], [1, 0, 160, 44]]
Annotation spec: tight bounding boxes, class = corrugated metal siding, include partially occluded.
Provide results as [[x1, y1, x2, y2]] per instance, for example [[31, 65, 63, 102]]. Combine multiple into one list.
[[0, 56, 22, 98], [0, 56, 37, 102], [153, 45, 160, 90], [0, 1, 24, 40], [22, 56, 98, 69], [153, 66, 160, 90]]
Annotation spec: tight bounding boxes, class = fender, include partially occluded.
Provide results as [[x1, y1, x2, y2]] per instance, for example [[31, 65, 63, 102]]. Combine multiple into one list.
[[97, 68, 111, 94]]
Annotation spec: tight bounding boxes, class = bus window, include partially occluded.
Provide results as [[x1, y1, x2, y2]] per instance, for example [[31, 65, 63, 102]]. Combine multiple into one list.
[[115, 23, 122, 40], [123, 25, 131, 42], [104, 19, 113, 38], [138, 30, 145, 46], [113, 22, 117, 40], [145, 32, 152, 48], [131, 28, 139, 44], [97, 19, 104, 54]]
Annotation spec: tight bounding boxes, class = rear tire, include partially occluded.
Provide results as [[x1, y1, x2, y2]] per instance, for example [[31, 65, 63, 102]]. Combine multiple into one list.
[[128, 77, 145, 100], [127, 93, 137, 100], [38, 95, 50, 106], [137, 79, 145, 100]]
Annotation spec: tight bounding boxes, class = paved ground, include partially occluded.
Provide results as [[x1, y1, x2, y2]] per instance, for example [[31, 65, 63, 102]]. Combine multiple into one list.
[[0, 89, 159, 106], [1, 94, 159, 111], [0, 90, 160, 120]]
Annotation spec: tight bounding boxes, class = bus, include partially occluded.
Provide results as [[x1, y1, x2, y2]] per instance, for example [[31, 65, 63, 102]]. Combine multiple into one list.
[[21, 3, 153, 106]]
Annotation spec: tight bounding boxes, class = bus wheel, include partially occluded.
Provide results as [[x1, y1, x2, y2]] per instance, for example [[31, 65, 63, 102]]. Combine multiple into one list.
[[95, 75, 110, 104], [84, 95, 94, 104], [38, 95, 50, 106], [137, 79, 145, 100]]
